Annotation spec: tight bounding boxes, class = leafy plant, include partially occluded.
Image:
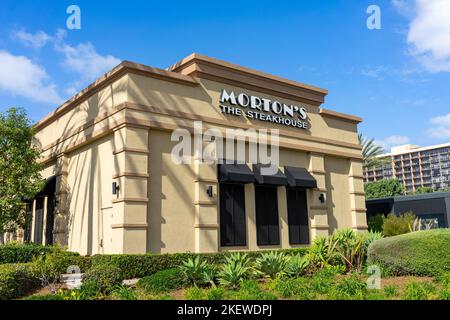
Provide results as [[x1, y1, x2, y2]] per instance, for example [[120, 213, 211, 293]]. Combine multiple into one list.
[[254, 252, 289, 279], [272, 277, 312, 299], [229, 280, 277, 300], [285, 254, 309, 278], [329, 274, 367, 300], [365, 178, 404, 200], [179, 256, 208, 286], [404, 282, 430, 300], [138, 268, 187, 293], [383, 284, 397, 298], [358, 133, 386, 169], [81, 264, 123, 295], [206, 287, 225, 300], [217, 259, 250, 289], [306, 236, 339, 269], [201, 266, 218, 288], [382, 212, 416, 237], [185, 287, 206, 300], [111, 285, 138, 300]]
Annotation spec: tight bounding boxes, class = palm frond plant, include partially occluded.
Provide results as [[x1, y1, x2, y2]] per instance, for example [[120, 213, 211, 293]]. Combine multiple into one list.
[[358, 133, 388, 170]]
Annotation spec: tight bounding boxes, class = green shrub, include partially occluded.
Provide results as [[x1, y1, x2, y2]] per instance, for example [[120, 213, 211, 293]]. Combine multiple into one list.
[[82, 264, 122, 295], [0, 243, 54, 264], [328, 274, 367, 300], [110, 285, 138, 300], [310, 268, 337, 294], [439, 287, 450, 300], [367, 214, 384, 232], [0, 263, 40, 300], [403, 282, 431, 300], [272, 277, 313, 299], [206, 287, 225, 300], [229, 280, 277, 300], [382, 212, 416, 237], [367, 229, 450, 276], [383, 284, 397, 297], [185, 287, 206, 300], [218, 258, 250, 289], [254, 252, 289, 279], [90, 249, 307, 280], [285, 254, 309, 278], [180, 257, 208, 286], [138, 268, 187, 293]]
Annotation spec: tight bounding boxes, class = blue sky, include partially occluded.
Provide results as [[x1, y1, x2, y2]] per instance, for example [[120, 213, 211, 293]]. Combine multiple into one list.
[[1, 0, 450, 151]]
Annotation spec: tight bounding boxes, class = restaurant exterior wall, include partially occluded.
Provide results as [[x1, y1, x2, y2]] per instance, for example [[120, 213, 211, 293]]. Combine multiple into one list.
[[26, 54, 367, 255]]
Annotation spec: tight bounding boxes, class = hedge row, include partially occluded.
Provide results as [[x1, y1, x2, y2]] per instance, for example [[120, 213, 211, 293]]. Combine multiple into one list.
[[367, 229, 450, 276], [0, 243, 56, 264], [0, 263, 41, 300], [91, 248, 308, 280]]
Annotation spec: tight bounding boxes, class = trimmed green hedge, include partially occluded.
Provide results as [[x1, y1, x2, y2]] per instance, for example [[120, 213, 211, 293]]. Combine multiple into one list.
[[91, 248, 308, 280], [0, 263, 40, 300], [367, 229, 450, 276], [138, 268, 188, 293], [0, 243, 55, 264]]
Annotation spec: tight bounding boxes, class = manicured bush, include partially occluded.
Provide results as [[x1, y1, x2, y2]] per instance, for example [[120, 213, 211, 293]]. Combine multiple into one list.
[[82, 264, 122, 295], [0, 243, 54, 264], [382, 212, 415, 237], [0, 263, 41, 300], [91, 248, 308, 280], [138, 268, 187, 293], [367, 229, 450, 276]]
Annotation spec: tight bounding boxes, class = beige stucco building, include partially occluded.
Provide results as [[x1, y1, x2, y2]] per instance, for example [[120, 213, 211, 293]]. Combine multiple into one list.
[[26, 54, 367, 255]]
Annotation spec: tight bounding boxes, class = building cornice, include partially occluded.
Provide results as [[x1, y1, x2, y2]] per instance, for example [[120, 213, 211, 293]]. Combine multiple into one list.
[[168, 53, 328, 106]]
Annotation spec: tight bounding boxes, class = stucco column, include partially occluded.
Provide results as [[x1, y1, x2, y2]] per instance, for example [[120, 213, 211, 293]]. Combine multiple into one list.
[[349, 160, 368, 231], [308, 153, 329, 239], [193, 139, 219, 253], [53, 154, 69, 246], [111, 124, 149, 254]]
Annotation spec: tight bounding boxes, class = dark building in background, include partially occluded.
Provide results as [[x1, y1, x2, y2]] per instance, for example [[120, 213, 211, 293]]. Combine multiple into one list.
[[366, 192, 450, 228]]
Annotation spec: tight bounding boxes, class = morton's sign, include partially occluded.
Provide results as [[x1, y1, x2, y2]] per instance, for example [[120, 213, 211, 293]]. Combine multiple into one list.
[[219, 89, 309, 129]]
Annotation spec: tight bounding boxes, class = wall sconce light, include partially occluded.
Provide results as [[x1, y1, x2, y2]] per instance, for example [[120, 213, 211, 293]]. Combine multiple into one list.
[[319, 193, 325, 204], [112, 182, 120, 195], [206, 185, 214, 198]]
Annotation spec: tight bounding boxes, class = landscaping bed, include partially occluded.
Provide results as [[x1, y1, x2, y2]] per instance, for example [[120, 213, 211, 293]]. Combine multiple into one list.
[[2, 229, 449, 301]]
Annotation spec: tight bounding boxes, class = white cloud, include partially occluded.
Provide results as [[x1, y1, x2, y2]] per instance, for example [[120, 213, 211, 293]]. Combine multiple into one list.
[[401, 0, 450, 72], [429, 113, 450, 139], [12, 30, 52, 49], [55, 30, 120, 83], [431, 113, 450, 126], [375, 135, 411, 152], [0, 51, 62, 104]]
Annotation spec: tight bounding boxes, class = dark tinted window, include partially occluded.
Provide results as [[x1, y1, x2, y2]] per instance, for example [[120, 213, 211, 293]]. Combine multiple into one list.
[[220, 183, 246, 246], [255, 185, 280, 246]]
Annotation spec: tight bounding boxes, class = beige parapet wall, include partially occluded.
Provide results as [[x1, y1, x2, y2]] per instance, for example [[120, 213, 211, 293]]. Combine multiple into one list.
[[28, 54, 366, 255]]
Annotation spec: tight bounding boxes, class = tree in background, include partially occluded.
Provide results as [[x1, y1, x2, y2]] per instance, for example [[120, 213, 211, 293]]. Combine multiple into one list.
[[365, 178, 405, 199], [358, 133, 386, 169], [0, 108, 44, 238], [414, 187, 434, 195]]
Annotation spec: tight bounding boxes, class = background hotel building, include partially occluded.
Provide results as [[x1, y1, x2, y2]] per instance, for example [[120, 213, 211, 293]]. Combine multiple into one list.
[[364, 143, 450, 193], [25, 53, 366, 255]]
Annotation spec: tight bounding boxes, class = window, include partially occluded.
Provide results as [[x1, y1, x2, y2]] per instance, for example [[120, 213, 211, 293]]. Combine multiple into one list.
[[286, 188, 310, 245], [255, 185, 280, 246], [219, 183, 246, 246]]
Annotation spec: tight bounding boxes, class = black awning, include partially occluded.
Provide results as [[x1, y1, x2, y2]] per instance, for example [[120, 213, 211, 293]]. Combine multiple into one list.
[[285, 166, 317, 188], [219, 163, 255, 184], [253, 164, 287, 186]]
